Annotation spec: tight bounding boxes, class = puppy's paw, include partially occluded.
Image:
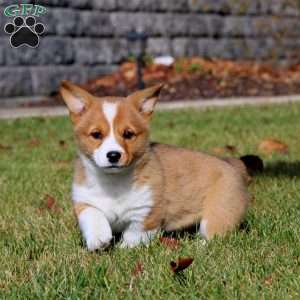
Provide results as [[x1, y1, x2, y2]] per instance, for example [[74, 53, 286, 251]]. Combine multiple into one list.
[[119, 238, 142, 249], [120, 227, 157, 248], [77, 207, 113, 251], [85, 232, 112, 251]]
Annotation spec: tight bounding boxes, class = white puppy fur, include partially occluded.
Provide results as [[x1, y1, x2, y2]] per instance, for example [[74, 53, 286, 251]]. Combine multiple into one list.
[[92, 102, 124, 169], [73, 161, 156, 250]]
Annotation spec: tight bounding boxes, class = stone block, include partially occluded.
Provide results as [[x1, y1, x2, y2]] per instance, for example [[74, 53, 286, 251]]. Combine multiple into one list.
[[39, 8, 80, 35], [74, 38, 128, 64], [172, 38, 189, 57], [147, 38, 171, 56], [110, 12, 167, 36], [31, 65, 87, 95], [160, 0, 190, 12], [168, 14, 190, 36], [37, 0, 69, 6], [270, 0, 300, 16], [31, 65, 116, 95], [79, 11, 113, 36], [91, 0, 117, 10], [172, 38, 211, 57], [51, 8, 80, 36], [188, 14, 209, 36], [188, 0, 230, 13], [204, 15, 224, 37], [116, 0, 167, 11], [0, 67, 33, 97], [4, 37, 74, 66], [222, 16, 252, 36]]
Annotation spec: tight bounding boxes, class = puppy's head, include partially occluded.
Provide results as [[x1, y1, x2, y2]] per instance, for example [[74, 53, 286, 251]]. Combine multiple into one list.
[[60, 81, 162, 174]]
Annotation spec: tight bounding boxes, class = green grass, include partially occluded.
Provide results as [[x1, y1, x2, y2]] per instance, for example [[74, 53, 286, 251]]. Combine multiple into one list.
[[1, 103, 300, 299]]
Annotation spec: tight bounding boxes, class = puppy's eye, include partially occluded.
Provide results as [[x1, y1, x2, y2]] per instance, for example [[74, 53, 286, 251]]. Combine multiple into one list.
[[91, 131, 102, 139], [123, 129, 135, 140]]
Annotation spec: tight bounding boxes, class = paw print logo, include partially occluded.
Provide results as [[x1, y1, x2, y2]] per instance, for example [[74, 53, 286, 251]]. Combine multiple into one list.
[[4, 16, 45, 48]]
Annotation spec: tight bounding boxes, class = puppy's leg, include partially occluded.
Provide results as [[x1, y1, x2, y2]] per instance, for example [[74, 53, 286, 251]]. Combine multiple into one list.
[[74, 203, 112, 251], [200, 180, 249, 240], [120, 222, 158, 248]]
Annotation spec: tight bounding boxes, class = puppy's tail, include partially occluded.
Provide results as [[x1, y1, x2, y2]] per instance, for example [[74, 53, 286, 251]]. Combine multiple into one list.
[[240, 155, 264, 175]]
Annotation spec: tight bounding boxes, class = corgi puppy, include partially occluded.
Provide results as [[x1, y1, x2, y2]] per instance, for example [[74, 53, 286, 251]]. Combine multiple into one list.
[[60, 81, 250, 251]]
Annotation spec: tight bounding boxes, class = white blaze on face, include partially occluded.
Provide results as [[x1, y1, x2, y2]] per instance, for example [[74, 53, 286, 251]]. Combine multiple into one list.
[[93, 102, 124, 168]]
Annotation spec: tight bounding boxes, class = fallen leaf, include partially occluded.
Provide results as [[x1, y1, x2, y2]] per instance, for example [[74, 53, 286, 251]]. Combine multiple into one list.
[[59, 140, 65, 146], [132, 261, 143, 277], [58, 140, 68, 149], [258, 138, 288, 154], [129, 261, 144, 291], [92, 75, 118, 88], [45, 194, 56, 210], [263, 275, 273, 286], [166, 121, 175, 128], [28, 138, 41, 148], [37, 194, 61, 214], [79, 57, 300, 105], [0, 144, 12, 151], [212, 145, 237, 155], [159, 237, 180, 250], [170, 257, 194, 274]]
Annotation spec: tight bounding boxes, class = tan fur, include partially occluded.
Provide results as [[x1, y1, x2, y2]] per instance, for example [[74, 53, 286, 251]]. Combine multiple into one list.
[[135, 144, 249, 238], [73, 202, 91, 217], [222, 157, 252, 185], [74, 158, 86, 185], [61, 81, 250, 240]]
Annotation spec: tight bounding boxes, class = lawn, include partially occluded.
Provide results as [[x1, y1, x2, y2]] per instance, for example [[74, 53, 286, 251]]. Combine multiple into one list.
[[1, 103, 299, 299]]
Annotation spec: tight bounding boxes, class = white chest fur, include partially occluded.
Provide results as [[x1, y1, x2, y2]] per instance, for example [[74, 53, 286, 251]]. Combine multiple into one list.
[[72, 157, 153, 233]]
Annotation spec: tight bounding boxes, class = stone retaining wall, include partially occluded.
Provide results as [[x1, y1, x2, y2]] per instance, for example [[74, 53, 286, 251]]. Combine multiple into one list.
[[0, 0, 299, 100]]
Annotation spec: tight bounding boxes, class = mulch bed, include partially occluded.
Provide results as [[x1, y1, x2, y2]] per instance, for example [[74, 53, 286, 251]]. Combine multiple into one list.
[[22, 58, 300, 107]]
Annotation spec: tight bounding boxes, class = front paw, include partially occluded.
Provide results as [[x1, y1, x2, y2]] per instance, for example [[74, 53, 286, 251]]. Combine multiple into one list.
[[120, 230, 156, 248], [77, 207, 113, 252], [85, 232, 112, 251], [119, 239, 141, 248]]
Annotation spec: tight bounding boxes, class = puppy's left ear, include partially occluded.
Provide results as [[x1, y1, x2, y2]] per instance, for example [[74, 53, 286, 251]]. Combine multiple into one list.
[[127, 84, 163, 119]]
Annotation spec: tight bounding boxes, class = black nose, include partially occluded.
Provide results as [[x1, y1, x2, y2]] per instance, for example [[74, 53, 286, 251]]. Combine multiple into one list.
[[107, 151, 121, 164]]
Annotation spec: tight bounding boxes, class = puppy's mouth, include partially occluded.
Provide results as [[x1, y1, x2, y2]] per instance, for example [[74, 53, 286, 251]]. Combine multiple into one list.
[[103, 164, 128, 173], [105, 165, 124, 169]]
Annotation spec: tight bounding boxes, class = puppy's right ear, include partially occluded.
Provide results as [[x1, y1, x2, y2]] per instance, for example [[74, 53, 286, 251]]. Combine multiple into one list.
[[60, 81, 93, 119]]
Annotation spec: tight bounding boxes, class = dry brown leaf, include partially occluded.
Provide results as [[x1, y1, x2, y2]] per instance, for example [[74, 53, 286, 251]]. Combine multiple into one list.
[[159, 237, 180, 250], [28, 138, 41, 148], [37, 194, 61, 214], [258, 138, 288, 154], [0, 144, 12, 151], [129, 261, 144, 291], [83, 57, 300, 104], [45, 194, 56, 210], [92, 76, 118, 88], [170, 257, 194, 273], [58, 140, 68, 149], [132, 261, 143, 277], [58, 140, 66, 146], [263, 276, 273, 286]]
